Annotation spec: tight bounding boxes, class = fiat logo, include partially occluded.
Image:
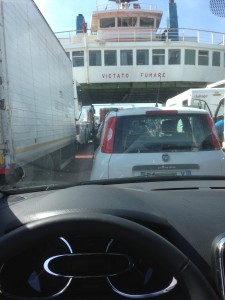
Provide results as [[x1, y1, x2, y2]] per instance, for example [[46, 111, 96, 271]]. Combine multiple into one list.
[[162, 153, 170, 162]]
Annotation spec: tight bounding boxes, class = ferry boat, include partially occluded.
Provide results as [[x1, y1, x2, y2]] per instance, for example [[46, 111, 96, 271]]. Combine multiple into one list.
[[56, 0, 225, 105]]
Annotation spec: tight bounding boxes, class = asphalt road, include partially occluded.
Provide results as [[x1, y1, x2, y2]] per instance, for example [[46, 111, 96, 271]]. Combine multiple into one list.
[[7, 142, 95, 189], [54, 142, 94, 184]]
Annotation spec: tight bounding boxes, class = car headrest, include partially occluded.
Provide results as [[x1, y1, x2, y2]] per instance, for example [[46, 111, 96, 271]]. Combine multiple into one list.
[[161, 119, 177, 134]]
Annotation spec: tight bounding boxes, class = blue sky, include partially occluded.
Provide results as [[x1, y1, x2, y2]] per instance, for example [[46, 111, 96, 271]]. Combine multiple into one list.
[[33, 0, 224, 33]]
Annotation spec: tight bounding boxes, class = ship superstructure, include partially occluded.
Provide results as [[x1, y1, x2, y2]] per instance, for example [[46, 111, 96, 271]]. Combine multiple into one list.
[[56, 0, 225, 105]]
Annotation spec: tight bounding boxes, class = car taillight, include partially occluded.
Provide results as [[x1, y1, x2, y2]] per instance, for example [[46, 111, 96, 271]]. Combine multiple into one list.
[[101, 117, 116, 153], [206, 114, 221, 150]]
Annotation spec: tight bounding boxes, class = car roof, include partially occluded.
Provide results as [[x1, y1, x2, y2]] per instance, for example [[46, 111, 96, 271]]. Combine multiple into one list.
[[105, 106, 209, 118]]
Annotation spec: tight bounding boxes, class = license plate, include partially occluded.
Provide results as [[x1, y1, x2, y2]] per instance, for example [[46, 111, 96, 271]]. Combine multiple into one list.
[[138, 170, 192, 177]]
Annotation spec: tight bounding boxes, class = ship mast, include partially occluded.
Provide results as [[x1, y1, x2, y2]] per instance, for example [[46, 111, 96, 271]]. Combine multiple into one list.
[[168, 0, 179, 41]]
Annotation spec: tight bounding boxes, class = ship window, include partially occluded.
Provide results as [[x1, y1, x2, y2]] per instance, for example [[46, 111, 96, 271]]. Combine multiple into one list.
[[156, 18, 161, 28], [89, 50, 101, 66], [198, 50, 209, 66], [118, 17, 137, 27], [137, 50, 149, 65], [104, 50, 117, 66], [72, 51, 84, 67], [152, 49, 165, 65], [140, 17, 154, 27], [185, 49, 196, 65], [120, 50, 133, 65], [212, 51, 220, 67], [168, 49, 181, 65], [100, 18, 115, 28]]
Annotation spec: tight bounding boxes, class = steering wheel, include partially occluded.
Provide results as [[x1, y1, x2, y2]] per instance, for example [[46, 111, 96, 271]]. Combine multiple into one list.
[[0, 213, 219, 299]]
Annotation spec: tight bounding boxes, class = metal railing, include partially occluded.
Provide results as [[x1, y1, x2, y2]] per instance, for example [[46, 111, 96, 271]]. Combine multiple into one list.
[[55, 28, 225, 46], [95, 2, 158, 11]]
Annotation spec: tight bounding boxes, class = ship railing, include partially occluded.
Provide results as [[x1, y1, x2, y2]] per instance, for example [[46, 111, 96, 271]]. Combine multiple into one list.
[[95, 2, 158, 11], [55, 28, 225, 46]]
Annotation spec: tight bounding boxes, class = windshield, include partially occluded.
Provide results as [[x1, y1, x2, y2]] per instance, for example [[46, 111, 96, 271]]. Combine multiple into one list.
[[0, 0, 225, 191]]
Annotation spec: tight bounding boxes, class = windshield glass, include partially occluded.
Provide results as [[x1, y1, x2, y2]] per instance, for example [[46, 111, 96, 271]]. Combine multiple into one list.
[[0, 0, 225, 191]]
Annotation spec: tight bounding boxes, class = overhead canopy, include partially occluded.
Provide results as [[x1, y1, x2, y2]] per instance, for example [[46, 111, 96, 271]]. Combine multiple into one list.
[[77, 81, 208, 106]]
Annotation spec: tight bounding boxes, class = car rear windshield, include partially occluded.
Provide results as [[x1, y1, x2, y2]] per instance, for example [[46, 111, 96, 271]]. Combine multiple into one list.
[[113, 113, 219, 153]]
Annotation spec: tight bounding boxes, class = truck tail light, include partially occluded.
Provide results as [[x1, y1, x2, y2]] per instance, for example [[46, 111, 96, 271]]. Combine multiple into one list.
[[206, 115, 221, 150], [101, 117, 116, 153]]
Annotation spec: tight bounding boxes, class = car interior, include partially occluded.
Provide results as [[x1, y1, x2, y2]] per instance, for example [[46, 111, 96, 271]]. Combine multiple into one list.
[[0, 178, 225, 299]]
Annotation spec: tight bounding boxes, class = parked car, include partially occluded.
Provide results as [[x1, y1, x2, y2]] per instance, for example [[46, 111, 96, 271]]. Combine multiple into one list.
[[76, 121, 91, 147], [90, 107, 225, 180]]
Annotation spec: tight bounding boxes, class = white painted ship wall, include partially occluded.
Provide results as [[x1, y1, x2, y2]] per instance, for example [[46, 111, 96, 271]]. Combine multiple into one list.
[[58, 29, 225, 86]]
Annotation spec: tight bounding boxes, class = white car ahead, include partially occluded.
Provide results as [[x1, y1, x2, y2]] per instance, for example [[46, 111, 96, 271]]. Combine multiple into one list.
[[90, 107, 225, 180]]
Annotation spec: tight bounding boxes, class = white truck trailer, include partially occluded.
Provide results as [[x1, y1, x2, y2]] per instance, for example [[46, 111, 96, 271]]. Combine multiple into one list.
[[166, 88, 225, 117], [166, 87, 225, 149], [0, 0, 76, 182]]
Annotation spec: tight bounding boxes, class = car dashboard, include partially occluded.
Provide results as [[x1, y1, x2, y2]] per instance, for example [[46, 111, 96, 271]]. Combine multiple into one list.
[[0, 179, 225, 300]]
